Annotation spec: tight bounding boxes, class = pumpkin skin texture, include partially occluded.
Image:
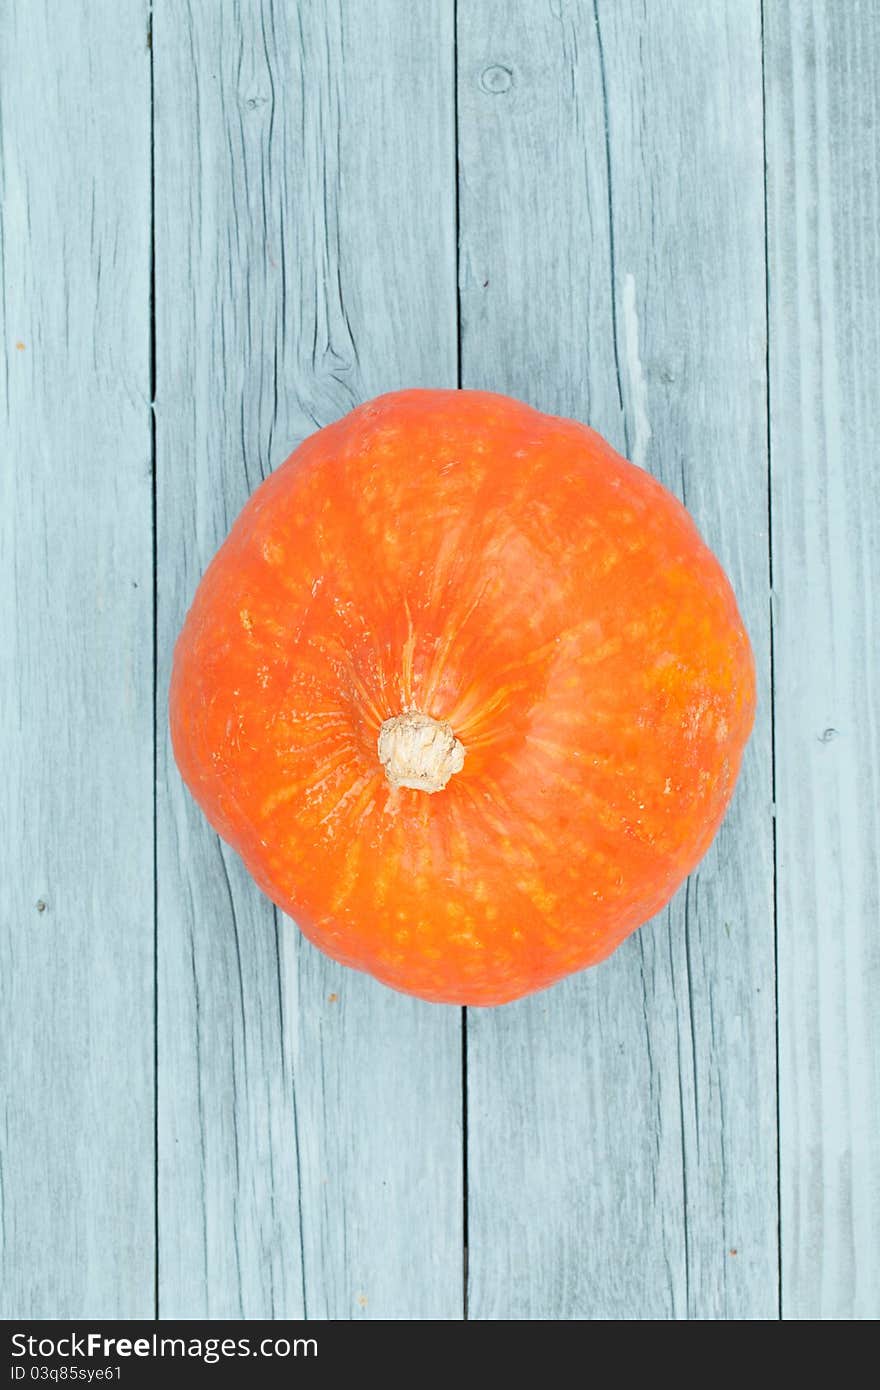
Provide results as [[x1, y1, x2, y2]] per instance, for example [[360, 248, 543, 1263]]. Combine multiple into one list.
[[170, 390, 755, 1006]]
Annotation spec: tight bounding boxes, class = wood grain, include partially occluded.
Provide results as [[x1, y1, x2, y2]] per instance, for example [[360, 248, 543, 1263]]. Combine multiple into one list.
[[154, 0, 462, 1318], [2, 0, 875, 1323], [458, 0, 777, 1318], [765, 0, 880, 1320], [0, 0, 153, 1317]]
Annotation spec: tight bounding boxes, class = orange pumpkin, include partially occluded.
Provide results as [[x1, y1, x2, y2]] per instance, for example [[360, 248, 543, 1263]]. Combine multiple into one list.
[[170, 390, 754, 1005]]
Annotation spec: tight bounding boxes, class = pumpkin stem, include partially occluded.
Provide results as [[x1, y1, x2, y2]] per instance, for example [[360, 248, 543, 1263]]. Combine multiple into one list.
[[377, 711, 465, 794]]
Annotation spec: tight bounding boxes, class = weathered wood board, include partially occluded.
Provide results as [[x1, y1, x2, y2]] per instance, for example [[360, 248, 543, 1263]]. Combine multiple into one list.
[[457, 0, 777, 1319], [765, 0, 880, 1320], [0, 0, 154, 1317], [154, 0, 462, 1318]]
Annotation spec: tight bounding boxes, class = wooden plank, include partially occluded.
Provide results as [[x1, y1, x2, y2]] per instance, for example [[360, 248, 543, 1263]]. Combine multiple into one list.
[[458, 0, 777, 1318], [765, 0, 880, 1320], [0, 1, 153, 1317], [155, 0, 462, 1318]]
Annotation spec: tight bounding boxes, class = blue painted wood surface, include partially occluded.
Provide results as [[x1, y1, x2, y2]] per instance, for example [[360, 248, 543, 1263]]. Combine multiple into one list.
[[0, 0, 154, 1318], [1, 0, 877, 1320], [154, 0, 463, 1320], [459, 0, 777, 1319]]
